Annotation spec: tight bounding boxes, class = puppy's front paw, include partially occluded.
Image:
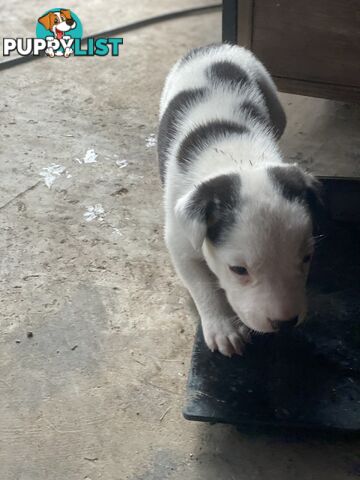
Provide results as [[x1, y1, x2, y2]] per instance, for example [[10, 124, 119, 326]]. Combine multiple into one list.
[[202, 317, 250, 357], [64, 48, 73, 58]]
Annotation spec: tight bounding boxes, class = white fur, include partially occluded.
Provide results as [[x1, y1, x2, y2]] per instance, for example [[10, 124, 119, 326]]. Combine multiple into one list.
[[159, 44, 315, 357]]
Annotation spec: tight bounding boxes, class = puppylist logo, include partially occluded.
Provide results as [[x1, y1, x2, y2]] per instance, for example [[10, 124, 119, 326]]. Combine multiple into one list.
[[3, 8, 123, 58]]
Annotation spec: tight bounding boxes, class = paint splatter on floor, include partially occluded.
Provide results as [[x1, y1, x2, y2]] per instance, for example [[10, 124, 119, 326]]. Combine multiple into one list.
[[145, 134, 157, 148], [112, 227, 123, 236], [83, 204, 105, 222], [83, 149, 98, 164], [116, 159, 128, 168], [39, 164, 66, 188]]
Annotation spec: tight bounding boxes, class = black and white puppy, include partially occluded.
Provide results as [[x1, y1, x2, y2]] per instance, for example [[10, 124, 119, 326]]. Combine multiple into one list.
[[158, 44, 321, 357]]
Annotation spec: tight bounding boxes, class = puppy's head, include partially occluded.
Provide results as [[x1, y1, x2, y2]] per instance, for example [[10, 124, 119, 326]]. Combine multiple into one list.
[[175, 164, 323, 333], [38, 10, 76, 38]]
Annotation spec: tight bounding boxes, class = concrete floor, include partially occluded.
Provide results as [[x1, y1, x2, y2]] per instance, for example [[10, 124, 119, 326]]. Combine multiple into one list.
[[1, 1, 360, 479]]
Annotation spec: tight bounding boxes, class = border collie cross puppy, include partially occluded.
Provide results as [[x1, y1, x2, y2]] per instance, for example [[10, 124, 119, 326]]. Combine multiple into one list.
[[158, 44, 321, 357]]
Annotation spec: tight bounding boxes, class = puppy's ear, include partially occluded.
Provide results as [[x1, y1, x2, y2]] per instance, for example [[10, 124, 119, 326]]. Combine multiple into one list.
[[268, 165, 324, 230], [38, 13, 52, 30], [175, 174, 241, 250], [60, 9, 72, 19], [175, 190, 208, 251], [303, 173, 326, 234]]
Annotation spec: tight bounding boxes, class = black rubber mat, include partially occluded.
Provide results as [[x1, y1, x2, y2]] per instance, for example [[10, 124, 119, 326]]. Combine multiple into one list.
[[184, 178, 360, 432]]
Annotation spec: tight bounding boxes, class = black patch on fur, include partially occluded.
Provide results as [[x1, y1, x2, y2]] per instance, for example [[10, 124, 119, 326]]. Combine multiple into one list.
[[177, 121, 249, 170], [187, 173, 241, 244], [269, 166, 309, 202], [208, 61, 249, 86], [158, 88, 207, 183], [238, 101, 268, 127], [254, 76, 287, 139], [268, 165, 324, 231]]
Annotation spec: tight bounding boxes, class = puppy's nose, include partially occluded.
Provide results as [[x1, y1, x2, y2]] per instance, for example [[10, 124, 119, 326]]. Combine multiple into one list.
[[66, 19, 74, 26], [270, 316, 299, 331]]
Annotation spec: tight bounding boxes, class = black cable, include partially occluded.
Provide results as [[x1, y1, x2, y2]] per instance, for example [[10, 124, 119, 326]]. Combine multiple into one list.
[[0, 4, 221, 72]]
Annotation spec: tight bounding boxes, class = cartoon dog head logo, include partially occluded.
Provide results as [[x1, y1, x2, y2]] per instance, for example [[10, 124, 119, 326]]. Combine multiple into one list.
[[4, 10, 121, 58], [38, 10, 76, 40], [36, 8, 82, 57]]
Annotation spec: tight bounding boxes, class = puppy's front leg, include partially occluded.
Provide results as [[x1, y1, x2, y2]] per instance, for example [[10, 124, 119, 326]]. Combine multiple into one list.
[[45, 47, 55, 57], [64, 47, 73, 58], [171, 251, 250, 357]]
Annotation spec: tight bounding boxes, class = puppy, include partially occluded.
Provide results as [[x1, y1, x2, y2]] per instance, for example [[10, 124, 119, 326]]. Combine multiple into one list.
[[158, 44, 322, 357], [38, 9, 76, 57]]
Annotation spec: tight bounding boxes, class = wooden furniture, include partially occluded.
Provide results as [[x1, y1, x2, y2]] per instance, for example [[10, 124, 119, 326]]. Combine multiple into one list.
[[222, 0, 360, 102]]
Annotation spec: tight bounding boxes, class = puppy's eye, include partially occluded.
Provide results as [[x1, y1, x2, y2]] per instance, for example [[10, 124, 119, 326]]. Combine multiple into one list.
[[303, 254, 311, 263], [61, 15, 66, 21], [54, 18, 59, 24], [229, 265, 248, 276]]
